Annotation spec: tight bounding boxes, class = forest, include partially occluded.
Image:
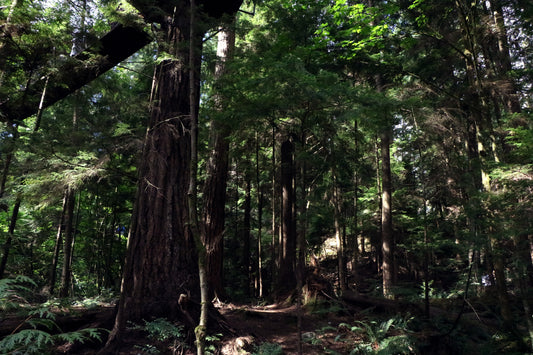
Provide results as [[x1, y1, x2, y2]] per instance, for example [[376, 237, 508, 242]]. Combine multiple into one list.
[[0, 0, 532, 353]]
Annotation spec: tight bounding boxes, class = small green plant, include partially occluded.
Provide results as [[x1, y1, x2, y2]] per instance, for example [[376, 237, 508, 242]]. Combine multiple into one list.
[[205, 332, 223, 354], [339, 314, 416, 355], [253, 342, 284, 355], [129, 317, 187, 354]]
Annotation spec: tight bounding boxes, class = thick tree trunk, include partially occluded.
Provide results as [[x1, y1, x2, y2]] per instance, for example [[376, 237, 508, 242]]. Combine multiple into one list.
[[276, 136, 296, 297], [106, 14, 201, 347]]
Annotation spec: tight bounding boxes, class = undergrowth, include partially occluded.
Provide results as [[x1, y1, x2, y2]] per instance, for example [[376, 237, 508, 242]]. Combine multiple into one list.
[[0, 276, 105, 354]]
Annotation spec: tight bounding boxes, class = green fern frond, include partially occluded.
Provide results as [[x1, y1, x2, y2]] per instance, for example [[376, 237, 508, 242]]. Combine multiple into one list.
[[27, 317, 60, 331], [0, 276, 37, 311], [54, 327, 106, 343], [0, 329, 53, 354]]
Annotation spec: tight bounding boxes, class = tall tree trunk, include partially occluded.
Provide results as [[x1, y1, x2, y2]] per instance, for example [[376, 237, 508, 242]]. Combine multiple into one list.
[[332, 174, 347, 291], [276, 136, 296, 297], [381, 129, 394, 299], [106, 10, 202, 347], [270, 125, 278, 294], [241, 174, 252, 296], [201, 18, 235, 301], [488, 0, 522, 114], [49, 193, 68, 294], [256, 133, 264, 298], [59, 186, 76, 297]]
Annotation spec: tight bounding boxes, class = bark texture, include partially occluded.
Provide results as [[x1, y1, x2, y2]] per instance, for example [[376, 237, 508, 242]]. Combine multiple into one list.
[[381, 130, 394, 299], [201, 21, 235, 300], [277, 137, 296, 296], [109, 17, 199, 342]]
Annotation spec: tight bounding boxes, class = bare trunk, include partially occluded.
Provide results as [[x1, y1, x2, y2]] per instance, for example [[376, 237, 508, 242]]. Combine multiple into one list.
[[201, 19, 235, 301], [256, 133, 264, 297], [270, 126, 278, 294], [49, 193, 68, 294], [277, 136, 296, 296], [59, 187, 76, 297], [332, 176, 347, 291], [0, 197, 21, 278], [381, 130, 394, 299], [241, 175, 252, 296]]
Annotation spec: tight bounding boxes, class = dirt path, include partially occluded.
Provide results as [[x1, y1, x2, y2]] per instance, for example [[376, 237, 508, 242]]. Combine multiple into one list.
[[218, 303, 353, 354]]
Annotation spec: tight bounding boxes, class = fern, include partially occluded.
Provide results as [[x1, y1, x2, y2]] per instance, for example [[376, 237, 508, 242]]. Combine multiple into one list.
[[0, 276, 37, 311], [28, 305, 57, 320], [0, 276, 106, 354], [26, 317, 60, 331], [341, 315, 416, 355], [0, 329, 53, 354], [129, 317, 185, 342], [54, 327, 105, 343]]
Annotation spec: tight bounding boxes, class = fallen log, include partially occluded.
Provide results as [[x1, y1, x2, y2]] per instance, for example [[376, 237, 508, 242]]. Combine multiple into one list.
[[0, 23, 151, 123]]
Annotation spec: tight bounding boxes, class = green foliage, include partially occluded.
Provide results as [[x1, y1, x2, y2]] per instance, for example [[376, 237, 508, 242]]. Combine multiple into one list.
[[0, 277, 104, 354], [205, 333, 223, 355], [129, 318, 185, 342], [0, 275, 36, 310], [0, 329, 54, 354], [338, 315, 416, 355], [253, 342, 283, 355], [129, 318, 188, 354]]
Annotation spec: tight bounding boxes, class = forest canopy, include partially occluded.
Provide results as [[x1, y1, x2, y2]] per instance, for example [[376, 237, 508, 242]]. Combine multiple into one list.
[[0, 0, 532, 353]]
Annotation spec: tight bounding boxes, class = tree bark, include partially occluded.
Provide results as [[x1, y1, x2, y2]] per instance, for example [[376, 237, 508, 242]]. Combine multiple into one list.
[[201, 19, 235, 301], [276, 136, 296, 297], [106, 12, 201, 346], [332, 175, 347, 291], [59, 186, 76, 298], [381, 129, 394, 299], [241, 174, 252, 296], [49, 193, 68, 294], [256, 133, 264, 297]]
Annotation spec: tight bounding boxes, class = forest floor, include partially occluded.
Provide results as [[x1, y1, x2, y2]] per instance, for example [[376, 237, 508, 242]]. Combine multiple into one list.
[[0, 292, 524, 354], [217, 301, 358, 354]]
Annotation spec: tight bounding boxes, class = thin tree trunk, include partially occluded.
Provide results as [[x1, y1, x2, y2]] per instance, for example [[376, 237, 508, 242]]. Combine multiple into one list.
[[256, 133, 264, 298], [59, 186, 76, 297], [270, 125, 278, 294], [240, 174, 252, 296], [49, 193, 68, 294], [381, 129, 394, 299], [332, 174, 347, 291], [201, 18, 235, 301], [0, 197, 21, 278], [488, 0, 522, 114]]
